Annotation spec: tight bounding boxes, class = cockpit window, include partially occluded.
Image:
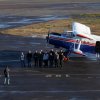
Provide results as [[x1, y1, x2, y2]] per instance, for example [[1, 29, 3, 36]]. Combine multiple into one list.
[[50, 32, 61, 36], [62, 33, 75, 38]]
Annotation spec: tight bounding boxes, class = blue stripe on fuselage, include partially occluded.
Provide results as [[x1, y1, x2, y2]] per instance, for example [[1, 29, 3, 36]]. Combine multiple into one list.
[[49, 38, 95, 54]]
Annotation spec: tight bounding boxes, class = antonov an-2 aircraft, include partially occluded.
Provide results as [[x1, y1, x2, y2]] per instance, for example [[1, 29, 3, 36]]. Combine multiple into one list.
[[47, 22, 100, 56]]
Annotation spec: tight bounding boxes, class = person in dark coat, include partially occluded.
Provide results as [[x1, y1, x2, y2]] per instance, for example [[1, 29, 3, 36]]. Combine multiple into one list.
[[4, 66, 10, 85], [59, 50, 64, 68], [33, 50, 39, 67], [54, 51, 59, 68], [26, 50, 32, 67], [38, 50, 44, 68], [49, 49, 55, 68], [95, 41, 100, 58]]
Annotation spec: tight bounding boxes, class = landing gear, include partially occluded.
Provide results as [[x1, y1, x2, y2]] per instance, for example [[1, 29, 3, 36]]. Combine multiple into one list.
[[73, 40, 85, 56]]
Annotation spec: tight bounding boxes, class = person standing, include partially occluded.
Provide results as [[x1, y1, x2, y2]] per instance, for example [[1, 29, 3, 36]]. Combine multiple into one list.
[[59, 50, 64, 68], [38, 50, 44, 68], [33, 50, 39, 67], [40, 50, 44, 67], [26, 50, 32, 67], [95, 41, 100, 58], [54, 51, 59, 68], [4, 66, 10, 85], [43, 51, 49, 67], [20, 52, 25, 67], [49, 49, 55, 67]]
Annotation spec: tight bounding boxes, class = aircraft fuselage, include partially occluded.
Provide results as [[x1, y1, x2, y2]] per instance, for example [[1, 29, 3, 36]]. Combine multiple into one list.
[[48, 33, 96, 54]]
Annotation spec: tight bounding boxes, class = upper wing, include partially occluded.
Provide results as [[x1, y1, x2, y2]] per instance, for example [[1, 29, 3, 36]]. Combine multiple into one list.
[[72, 22, 94, 40]]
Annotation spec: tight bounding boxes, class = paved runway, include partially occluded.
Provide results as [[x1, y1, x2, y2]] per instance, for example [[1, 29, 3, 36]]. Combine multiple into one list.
[[0, 34, 100, 100], [0, 65, 100, 100]]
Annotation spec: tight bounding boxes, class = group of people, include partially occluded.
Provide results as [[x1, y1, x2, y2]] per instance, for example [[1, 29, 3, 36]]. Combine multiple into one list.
[[3, 49, 67, 85], [20, 49, 67, 68]]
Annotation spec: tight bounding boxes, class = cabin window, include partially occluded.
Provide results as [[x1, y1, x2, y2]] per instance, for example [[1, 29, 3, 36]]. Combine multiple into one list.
[[50, 32, 61, 36]]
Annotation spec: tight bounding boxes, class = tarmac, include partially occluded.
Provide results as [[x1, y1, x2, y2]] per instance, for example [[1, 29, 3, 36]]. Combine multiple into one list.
[[0, 34, 100, 100], [0, 0, 100, 99]]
